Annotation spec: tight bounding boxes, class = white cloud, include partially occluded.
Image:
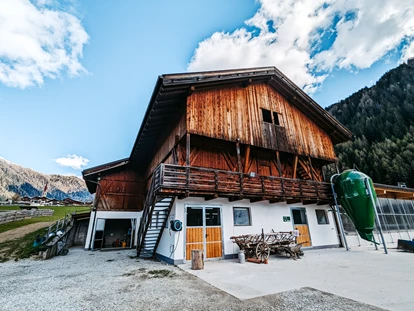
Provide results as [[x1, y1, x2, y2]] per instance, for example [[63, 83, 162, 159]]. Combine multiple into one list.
[[188, 0, 414, 93], [54, 154, 89, 170], [0, 0, 89, 88]]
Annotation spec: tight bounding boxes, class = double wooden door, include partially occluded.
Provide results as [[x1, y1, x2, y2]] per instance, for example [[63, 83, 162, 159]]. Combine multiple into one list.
[[291, 208, 312, 247], [185, 206, 223, 260]]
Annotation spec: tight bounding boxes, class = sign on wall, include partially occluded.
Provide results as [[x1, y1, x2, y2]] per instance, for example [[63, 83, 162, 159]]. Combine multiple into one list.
[[283, 216, 291, 222]]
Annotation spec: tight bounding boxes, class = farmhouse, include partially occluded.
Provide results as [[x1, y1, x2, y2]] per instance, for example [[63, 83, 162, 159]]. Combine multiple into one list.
[[82, 67, 414, 264]]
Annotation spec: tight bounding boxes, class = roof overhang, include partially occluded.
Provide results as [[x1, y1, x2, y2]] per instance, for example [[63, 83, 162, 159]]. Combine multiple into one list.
[[129, 67, 353, 164], [374, 183, 414, 200], [82, 158, 129, 193]]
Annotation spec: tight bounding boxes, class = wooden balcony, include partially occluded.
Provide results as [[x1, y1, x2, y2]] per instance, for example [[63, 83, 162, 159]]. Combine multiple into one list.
[[153, 164, 333, 204]]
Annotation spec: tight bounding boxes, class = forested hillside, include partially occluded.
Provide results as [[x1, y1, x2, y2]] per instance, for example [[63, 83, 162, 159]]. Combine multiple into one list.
[[326, 62, 414, 187]]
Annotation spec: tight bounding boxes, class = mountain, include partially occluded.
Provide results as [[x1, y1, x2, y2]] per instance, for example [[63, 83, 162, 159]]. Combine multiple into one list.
[[0, 156, 93, 202], [326, 61, 414, 187]]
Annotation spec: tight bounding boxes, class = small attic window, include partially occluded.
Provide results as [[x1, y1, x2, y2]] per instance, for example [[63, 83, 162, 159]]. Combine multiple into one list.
[[273, 112, 280, 126], [261, 109, 272, 123]]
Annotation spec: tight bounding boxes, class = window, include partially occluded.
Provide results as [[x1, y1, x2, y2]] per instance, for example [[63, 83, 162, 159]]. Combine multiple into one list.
[[261, 108, 272, 123], [316, 209, 329, 225], [233, 207, 251, 226], [187, 207, 203, 226], [273, 112, 280, 126], [205, 207, 221, 226], [261, 108, 282, 126]]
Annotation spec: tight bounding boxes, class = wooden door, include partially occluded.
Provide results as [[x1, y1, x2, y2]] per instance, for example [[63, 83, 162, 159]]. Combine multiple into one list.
[[185, 206, 223, 260], [291, 208, 312, 246], [205, 207, 222, 258]]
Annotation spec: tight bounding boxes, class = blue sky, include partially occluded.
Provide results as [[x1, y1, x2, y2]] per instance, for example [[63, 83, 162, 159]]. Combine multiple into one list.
[[0, 0, 413, 176]]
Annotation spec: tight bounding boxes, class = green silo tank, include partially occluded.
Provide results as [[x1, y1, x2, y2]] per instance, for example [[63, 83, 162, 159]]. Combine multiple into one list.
[[333, 170, 378, 244]]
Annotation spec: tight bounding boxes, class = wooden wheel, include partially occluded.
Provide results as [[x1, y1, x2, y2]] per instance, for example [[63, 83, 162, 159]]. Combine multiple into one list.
[[256, 242, 270, 262]]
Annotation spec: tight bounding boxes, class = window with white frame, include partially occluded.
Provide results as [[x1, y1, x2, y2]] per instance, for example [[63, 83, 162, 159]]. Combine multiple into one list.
[[233, 207, 251, 226], [315, 209, 329, 225]]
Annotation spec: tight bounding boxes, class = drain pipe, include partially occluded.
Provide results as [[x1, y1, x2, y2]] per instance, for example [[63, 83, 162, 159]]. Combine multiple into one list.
[[330, 174, 350, 251], [364, 178, 388, 254]]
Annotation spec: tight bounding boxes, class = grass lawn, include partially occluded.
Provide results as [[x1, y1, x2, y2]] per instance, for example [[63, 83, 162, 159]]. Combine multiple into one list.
[[0, 226, 48, 262], [0, 206, 91, 234]]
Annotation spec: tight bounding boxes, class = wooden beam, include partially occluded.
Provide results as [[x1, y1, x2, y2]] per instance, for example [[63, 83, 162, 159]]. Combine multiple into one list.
[[307, 155, 315, 181], [229, 196, 243, 202], [187, 85, 196, 96], [236, 139, 242, 173], [204, 194, 218, 201], [293, 155, 298, 179], [242, 78, 252, 88], [302, 199, 318, 205], [269, 198, 284, 204], [244, 145, 251, 173], [298, 157, 312, 179], [186, 133, 190, 166], [220, 148, 236, 171], [276, 150, 282, 177], [286, 199, 302, 204], [250, 197, 265, 203]]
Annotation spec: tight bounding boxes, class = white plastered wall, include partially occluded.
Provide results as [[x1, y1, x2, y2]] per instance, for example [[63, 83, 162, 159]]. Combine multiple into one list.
[[156, 197, 340, 264], [85, 211, 142, 250]]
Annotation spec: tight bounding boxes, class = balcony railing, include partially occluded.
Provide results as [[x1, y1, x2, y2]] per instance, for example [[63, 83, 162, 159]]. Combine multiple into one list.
[[153, 164, 333, 203]]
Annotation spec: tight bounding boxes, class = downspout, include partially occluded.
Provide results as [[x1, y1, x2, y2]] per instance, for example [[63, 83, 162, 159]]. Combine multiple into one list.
[[330, 174, 350, 251], [86, 178, 101, 250]]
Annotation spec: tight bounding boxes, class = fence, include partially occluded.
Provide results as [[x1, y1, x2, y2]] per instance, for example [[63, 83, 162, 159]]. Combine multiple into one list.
[[0, 209, 54, 225], [341, 198, 414, 236]]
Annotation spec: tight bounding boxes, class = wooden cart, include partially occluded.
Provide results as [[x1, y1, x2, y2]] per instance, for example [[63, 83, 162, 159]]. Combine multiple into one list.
[[230, 229, 304, 262]]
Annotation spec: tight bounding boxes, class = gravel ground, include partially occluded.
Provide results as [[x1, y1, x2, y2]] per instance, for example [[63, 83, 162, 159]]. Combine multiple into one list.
[[0, 248, 386, 311]]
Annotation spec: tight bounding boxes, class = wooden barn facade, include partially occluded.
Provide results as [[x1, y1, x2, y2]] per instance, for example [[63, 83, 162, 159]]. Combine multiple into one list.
[[82, 67, 354, 263]]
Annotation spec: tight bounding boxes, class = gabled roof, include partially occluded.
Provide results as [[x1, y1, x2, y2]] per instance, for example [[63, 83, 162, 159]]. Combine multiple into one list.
[[82, 158, 129, 193], [129, 67, 353, 165]]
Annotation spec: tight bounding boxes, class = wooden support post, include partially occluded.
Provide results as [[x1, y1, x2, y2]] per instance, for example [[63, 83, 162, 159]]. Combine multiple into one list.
[[307, 155, 315, 181], [236, 139, 242, 173], [276, 151, 283, 177], [236, 139, 243, 196], [244, 145, 251, 173], [186, 133, 190, 197], [186, 133, 191, 166], [293, 155, 298, 179]]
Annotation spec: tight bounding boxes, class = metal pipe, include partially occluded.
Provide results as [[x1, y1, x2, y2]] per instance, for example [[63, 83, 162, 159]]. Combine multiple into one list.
[[364, 178, 388, 254], [330, 174, 349, 251], [398, 199, 411, 240], [389, 198, 403, 239], [377, 198, 394, 243]]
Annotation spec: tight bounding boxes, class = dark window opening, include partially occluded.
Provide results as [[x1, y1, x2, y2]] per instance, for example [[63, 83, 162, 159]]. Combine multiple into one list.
[[273, 112, 280, 125], [205, 207, 221, 226], [262, 109, 272, 123], [316, 209, 329, 225], [187, 207, 203, 226], [292, 209, 307, 224]]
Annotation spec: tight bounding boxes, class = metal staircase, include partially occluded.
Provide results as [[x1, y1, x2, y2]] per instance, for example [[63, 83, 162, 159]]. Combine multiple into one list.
[[136, 177, 175, 258]]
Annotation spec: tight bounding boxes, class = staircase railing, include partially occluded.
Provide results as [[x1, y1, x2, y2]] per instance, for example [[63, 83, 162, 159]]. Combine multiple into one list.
[[136, 175, 157, 257]]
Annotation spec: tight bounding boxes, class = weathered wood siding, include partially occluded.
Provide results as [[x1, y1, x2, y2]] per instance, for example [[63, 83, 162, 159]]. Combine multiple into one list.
[[188, 137, 322, 180], [96, 168, 145, 211], [145, 112, 186, 178], [187, 83, 336, 161]]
